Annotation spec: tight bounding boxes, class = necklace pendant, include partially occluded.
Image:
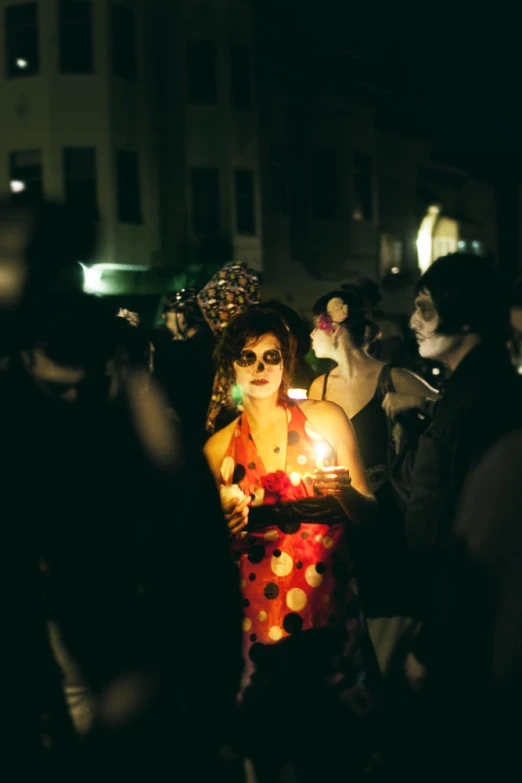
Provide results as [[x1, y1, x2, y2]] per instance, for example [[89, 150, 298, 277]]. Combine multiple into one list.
[[273, 446, 280, 453]]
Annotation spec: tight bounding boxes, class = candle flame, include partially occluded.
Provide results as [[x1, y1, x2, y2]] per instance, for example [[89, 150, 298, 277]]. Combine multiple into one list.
[[314, 441, 328, 470]]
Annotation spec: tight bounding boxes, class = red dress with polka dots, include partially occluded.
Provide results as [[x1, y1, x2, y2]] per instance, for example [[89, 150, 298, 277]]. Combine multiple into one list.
[[221, 403, 372, 696]]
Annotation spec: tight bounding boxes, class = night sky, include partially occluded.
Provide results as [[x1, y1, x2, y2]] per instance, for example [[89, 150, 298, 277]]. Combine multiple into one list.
[[265, 1, 522, 179]]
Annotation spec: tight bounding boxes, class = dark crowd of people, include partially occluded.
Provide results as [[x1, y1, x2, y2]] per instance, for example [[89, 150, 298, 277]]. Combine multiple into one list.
[[1, 199, 522, 781]]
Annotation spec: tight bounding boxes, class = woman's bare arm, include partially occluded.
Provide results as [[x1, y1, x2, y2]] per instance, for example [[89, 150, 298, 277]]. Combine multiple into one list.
[[391, 367, 439, 399], [383, 368, 439, 419], [203, 421, 236, 486]]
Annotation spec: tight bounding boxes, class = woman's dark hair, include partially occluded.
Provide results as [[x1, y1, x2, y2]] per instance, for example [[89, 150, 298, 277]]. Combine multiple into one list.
[[215, 306, 296, 397], [313, 287, 380, 348], [416, 253, 511, 342], [263, 299, 311, 359]]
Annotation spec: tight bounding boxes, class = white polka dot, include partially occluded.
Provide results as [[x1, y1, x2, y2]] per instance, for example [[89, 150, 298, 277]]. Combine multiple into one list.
[[323, 594, 331, 603], [220, 456, 235, 483], [323, 536, 334, 549], [315, 534, 323, 543], [271, 551, 293, 577], [242, 617, 252, 632], [234, 428, 241, 437], [269, 626, 283, 641], [289, 472, 301, 487], [258, 611, 267, 621], [305, 564, 323, 588], [297, 454, 307, 465], [286, 588, 307, 611], [264, 529, 279, 542]]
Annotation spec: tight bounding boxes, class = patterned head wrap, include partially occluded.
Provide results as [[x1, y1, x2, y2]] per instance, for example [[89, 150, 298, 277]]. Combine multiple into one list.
[[199, 262, 261, 433], [197, 261, 260, 337]]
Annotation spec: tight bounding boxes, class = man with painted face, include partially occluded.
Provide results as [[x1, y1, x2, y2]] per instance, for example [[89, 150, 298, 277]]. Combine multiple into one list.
[[402, 253, 522, 695]]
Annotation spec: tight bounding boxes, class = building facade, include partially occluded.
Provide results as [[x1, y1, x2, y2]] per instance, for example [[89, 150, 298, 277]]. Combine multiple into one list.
[[0, 0, 499, 314]]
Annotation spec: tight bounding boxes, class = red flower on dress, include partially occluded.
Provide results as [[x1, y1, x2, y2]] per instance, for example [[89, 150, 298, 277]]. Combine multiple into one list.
[[317, 313, 334, 333], [261, 470, 292, 503]]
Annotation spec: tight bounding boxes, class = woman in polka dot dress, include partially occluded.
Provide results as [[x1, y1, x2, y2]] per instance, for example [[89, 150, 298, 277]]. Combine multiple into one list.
[[204, 307, 382, 781]]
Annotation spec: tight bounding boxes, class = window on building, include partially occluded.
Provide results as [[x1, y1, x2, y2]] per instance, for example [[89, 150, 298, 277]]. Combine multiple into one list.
[[64, 148, 98, 218], [311, 148, 336, 220], [116, 151, 142, 223], [187, 40, 217, 105], [9, 150, 42, 203], [352, 151, 373, 222], [5, 3, 39, 77], [235, 170, 256, 235], [270, 143, 288, 215], [111, 3, 137, 80], [191, 168, 220, 235], [59, 1, 93, 74], [230, 45, 251, 109]]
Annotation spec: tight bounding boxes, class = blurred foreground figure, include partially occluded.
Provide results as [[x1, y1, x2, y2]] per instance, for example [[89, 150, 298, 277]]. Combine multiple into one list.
[[405, 429, 522, 779], [0, 202, 243, 779]]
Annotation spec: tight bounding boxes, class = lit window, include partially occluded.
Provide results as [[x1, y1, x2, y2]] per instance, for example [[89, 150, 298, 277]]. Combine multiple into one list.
[[5, 3, 39, 78], [9, 150, 42, 203]]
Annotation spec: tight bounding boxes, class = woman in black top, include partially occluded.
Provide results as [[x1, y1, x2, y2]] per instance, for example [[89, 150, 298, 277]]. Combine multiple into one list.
[[308, 287, 437, 676]]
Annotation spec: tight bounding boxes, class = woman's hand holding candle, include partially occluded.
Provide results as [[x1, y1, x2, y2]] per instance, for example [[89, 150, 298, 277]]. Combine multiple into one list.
[[314, 466, 352, 498]]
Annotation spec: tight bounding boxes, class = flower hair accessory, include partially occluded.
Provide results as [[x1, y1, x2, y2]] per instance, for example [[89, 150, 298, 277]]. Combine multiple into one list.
[[317, 313, 334, 333], [326, 297, 349, 324]]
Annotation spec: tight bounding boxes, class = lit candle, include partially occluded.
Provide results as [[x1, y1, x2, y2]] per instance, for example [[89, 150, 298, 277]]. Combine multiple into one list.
[[314, 442, 328, 471]]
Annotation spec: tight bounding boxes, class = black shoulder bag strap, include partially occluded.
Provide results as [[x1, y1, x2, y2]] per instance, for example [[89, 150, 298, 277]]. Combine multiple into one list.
[[321, 371, 331, 400]]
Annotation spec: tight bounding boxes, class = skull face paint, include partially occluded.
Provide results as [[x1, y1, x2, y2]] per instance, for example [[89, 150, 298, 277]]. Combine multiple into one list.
[[234, 333, 284, 400]]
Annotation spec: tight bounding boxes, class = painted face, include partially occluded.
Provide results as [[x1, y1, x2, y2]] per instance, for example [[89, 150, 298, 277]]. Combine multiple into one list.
[[311, 315, 336, 359], [234, 333, 284, 400], [410, 290, 463, 362]]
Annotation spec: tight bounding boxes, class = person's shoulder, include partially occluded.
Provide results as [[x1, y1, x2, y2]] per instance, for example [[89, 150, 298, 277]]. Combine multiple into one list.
[[300, 398, 347, 423], [204, 417, 239, 457], [390, 366, 438, 397], [308, 374, 326, 391]]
